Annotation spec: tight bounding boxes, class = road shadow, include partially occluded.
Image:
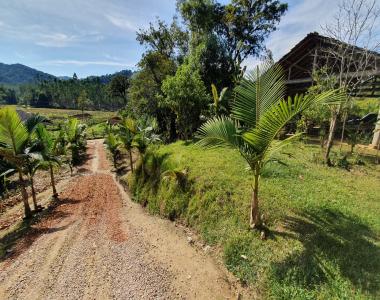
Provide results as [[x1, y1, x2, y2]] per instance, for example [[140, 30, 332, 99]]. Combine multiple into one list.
[[270, 207, 380, 296], [0, 197, 81, 262]]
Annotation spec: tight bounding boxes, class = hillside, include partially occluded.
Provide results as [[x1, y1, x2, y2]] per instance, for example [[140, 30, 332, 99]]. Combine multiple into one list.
[[0, 63, 55, 84], [0, 62, 133, 85]]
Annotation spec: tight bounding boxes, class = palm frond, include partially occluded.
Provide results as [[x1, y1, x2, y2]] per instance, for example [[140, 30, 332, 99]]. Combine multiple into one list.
[[0, 108, 29, 154], [232, 61, 285, 127], [243, 90, 344, 153], [196, 116, 242, 149], [25, 114, 46, 133]]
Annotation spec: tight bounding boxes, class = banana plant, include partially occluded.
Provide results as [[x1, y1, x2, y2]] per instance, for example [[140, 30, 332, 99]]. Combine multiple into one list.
[[197, 62, 344, 229], [211, 84, 228, 116]]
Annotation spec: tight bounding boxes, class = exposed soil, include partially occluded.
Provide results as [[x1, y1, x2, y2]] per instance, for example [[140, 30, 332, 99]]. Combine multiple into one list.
[[0, 139, 248, 299]]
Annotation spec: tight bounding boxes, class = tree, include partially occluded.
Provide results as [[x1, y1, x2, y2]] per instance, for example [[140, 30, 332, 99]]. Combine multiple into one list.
[[319, 0, 380, 164], [77, 90, 91, 115], [197, 62, 343, 229], [0, 108, 44, 217], [161, 54, 208, 139], [119, 118, 138, 173], [178, 0, 287, 78], [108, 75, 130, 106], [65, 118, 87, 166], [34, 125, 62, 198], [25, 156, 43, 211], [105, 132, 122, 168]]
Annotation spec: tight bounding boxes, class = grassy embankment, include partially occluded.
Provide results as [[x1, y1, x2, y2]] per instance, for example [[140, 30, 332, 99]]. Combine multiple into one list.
[[125, 141, 380, 299]]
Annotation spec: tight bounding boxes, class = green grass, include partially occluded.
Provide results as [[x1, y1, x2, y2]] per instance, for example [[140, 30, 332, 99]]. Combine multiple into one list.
[[126, 141, 380, 299], [1, 105, 115, 119], [0, 105, 114, 139]]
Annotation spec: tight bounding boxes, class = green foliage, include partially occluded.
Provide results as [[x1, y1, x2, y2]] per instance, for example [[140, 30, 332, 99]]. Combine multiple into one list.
[[161, 60, 208, 139], [65, 118, 87, 165], [197, 61, 344, 226], [77, 90, 91, 113], [127, 140, 380, 299], [105, 132, 122, 168], [108, 75, 130, 106]]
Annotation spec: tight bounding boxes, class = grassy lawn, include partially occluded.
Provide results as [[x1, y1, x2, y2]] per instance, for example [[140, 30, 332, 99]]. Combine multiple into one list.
[[127, 141, 380, 299]]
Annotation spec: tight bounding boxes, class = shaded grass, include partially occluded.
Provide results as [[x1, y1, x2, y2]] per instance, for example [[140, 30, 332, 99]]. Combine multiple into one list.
[[126, 141, 380, 299]]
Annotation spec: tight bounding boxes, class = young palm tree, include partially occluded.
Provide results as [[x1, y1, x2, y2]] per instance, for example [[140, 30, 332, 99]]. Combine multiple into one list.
[[25, 155, 43, 211], [0, 108, 43, 217], [34, 125, 61, 198], [105, 132, 122, 168], [119, 117, 137, 173], [65, 118, 87, 165], [197, 62, 344, 229]]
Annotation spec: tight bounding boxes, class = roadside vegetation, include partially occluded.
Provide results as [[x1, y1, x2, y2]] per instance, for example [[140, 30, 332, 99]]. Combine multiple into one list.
[[124, 140, 379, 299], [0, 107, 88, 218]]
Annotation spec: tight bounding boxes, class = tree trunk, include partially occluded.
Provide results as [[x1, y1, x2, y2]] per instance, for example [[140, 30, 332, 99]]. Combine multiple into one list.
[[49, 164, 58, 198], [18, 170, 31, 218], [30, 175, 38, 211], [371, 106, 380, 149], [113, 155, 117, 169], [128, 149, 134, 173], [339, 110, 348, 151], [324, 110, 339, 166], [249, 171, 261, 229]]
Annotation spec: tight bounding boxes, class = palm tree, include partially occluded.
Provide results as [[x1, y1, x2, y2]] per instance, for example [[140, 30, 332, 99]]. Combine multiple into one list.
[[197, 62, 343, 229], [65, 118, 87, 165], [0, 108, 43, 217], [34, 125, 62, 198], [105, 132, 122, 168], [119, 118, 137, 173], [25, 156, 43, 211]]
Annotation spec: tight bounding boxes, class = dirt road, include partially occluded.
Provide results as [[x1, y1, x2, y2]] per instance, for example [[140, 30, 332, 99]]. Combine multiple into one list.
[[0, 140, 243, 299]]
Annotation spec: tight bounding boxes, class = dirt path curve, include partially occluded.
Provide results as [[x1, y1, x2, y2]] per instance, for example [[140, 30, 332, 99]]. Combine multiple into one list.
[[0, 139, 243, 300]]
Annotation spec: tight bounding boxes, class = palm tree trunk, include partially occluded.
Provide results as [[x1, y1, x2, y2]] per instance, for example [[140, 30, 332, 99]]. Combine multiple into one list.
[[249, 169, 261, 229], [30, 175, 38, 211], [324, 110, 339, 166], [18, 170, 31, 218], [128, 149, 134, 173], [49, 164, 58, 198]]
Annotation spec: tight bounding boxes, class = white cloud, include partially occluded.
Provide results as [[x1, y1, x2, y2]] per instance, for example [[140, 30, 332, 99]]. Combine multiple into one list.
[[105, 14, 137, 32], [35, 33, 79, 47], [44, 59, 134, 67]]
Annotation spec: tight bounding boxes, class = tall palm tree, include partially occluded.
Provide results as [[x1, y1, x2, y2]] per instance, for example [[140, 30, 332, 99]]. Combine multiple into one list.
[[197, 62, 344, 229]]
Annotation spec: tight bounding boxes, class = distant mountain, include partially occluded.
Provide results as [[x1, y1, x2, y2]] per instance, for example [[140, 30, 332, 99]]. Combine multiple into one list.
[[0, 63, 56, 84], [0, 62, 133, 85], [86, 69, 134, 84], [57, 76, 71, 80]]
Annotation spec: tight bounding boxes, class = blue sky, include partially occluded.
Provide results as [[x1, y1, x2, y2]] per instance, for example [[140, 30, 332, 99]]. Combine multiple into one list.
[[0, 0, 342, 78]]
